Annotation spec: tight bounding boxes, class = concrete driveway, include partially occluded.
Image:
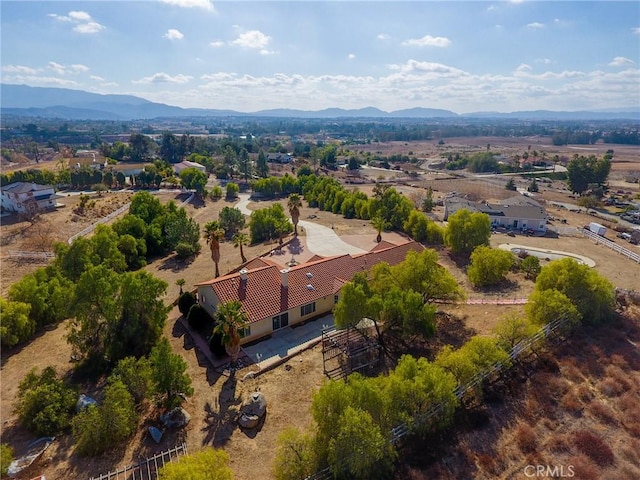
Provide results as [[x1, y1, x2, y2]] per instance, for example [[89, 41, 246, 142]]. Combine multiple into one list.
[[235, 194, 366, 257]]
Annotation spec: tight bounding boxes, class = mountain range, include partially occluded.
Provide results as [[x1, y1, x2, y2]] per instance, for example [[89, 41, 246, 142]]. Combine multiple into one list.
[[1, 84, 638, 122]]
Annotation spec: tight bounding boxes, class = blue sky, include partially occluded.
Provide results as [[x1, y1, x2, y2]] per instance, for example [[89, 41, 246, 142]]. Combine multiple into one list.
[[2, 1, 639, 113]]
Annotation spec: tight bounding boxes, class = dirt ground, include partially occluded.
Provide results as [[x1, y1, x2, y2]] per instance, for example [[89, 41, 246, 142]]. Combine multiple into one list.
[[1, 138, 639, 479]]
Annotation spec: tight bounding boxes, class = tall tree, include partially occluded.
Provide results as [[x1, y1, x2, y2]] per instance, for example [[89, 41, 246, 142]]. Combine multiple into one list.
[[149, 338, 194, 407], [160, 132, 180, 164], [467, 246, 514, 287], [532, 258, 615, 324], [179, 167, 208, 197], [566, 155, 611, 194], [204, 221, 225, 278], [218, 206, 246, 237], [256, 149, 269, 178], [287, 193, 303, 236], [232, 232, 249, 263], [238, 147, 251, 182], [68, 267, 168, 369], [129, 133, 154, 162], [444, 209, 491, 255], [214, 300, 249, 364]]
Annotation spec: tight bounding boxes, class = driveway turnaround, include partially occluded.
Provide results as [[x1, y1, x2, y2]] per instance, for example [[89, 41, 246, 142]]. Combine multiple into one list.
[[235, 194, 366, 257], [498, 243, 596, 267]]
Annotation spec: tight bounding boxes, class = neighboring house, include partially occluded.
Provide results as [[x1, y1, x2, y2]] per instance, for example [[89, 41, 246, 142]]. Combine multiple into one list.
[[74, 150, 108, 170], [266, 153, 292, 164], [1, 182, 57, 214], [196, 241, 423, 344], [173, 160, 207, 175], [444, 194, 548, 233]]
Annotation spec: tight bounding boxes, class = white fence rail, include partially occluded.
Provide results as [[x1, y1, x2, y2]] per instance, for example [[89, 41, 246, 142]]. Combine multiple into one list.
[[581, 228, 640, 263], [89, 443, 188, 480], [8, 251, 55, 261], [304, 315, 572, 480], [68, 203, 130, 244]]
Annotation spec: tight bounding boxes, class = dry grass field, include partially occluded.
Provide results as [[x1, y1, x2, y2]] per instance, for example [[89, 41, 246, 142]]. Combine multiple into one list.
[[1, 135, 639, 479]]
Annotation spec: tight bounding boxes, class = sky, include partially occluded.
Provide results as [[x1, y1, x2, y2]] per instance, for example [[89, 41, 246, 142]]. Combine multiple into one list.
[[1, 0, 639, 114]]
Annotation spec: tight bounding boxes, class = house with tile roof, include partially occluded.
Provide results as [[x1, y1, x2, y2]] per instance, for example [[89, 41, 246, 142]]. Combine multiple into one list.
[[444, 194, 548, 233], [1, 182, 57, 214], [196, 240, 423, 344]]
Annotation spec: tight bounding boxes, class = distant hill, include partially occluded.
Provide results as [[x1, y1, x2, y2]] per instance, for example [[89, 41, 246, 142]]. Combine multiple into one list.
[[1, 84, 637, 121], [465, 109, 640, 121]]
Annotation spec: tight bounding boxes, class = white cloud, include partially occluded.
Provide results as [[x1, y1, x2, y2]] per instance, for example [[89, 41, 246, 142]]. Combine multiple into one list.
[[90, 75, 105, 81], [210, 40, 225, 48], [536, 58, 553, 65], [74, 22, 105, 34], [48, 10, 104, 34], [68, 11, 91, 22], [0, 74, 79, 87], [167, 62, 638, 113], [133, 72, 193, 84], [609, 56, 635, 67], [633, 27, 640, 35], [70, 64, 89, 73], [164, 29, 184, 40], [159, 0, 216, 12], [46, 62, 89, 75], [260, 49, 278, 56], [231, 30, 271, 49], [377, 33, 390, 40], [527, 22, 545, 29], [402, 34, 451, 47], [348, 53, 356, 60], [2, 65, 40, 75]]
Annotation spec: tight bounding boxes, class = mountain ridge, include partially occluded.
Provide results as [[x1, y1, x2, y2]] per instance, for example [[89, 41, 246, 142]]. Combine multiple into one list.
[[1, 84, 638, 121]]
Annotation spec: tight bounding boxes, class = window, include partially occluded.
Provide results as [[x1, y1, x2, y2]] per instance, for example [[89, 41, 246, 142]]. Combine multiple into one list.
[[301, 302, 316, 317], [272, 312, 289, 331], [334, 295, 339, 304], [239, 326, 251, 338]]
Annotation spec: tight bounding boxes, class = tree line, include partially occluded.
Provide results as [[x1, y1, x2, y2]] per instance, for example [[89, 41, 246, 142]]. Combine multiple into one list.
[[274, 255, 616, 479]]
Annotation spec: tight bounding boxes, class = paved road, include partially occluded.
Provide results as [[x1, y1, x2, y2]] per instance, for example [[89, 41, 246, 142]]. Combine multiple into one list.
[[235, 194, 366, 257]]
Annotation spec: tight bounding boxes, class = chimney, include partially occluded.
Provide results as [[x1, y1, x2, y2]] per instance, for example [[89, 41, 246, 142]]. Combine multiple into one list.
[[280, 268, 289, 288], [239, 269, 248, 281]]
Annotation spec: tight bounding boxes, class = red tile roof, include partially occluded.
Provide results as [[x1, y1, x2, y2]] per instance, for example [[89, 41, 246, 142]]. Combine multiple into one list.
[[197, 241, 423, 324]]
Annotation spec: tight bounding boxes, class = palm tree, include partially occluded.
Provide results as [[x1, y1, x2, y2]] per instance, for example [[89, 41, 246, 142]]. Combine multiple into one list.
[[176, 278, 185, 294], [214, 300, 249, 365], [371, 215, 389, 243], [232, 232, 249, 263], [287, 193, 303, 236], [204, 221, 225, 278]]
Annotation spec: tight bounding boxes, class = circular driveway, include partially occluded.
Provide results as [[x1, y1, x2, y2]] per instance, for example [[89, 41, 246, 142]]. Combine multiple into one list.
[[498, 243, 596, 267], [235, 194, 366, 257]]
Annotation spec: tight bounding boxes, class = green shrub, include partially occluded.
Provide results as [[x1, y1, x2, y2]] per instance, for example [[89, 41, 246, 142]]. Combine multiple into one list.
[[73, 379, 137, 456], [175, 241, 200, 259], [187, 303, 213, 331], [0, 298, 35, 348], [111, 356, 153, 405], [14, 367, 77, 436], [178, 291, 196, 316], [1, 443, 13, 477], [158, 448, 233, 480], [209, 331, 226, 357]]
